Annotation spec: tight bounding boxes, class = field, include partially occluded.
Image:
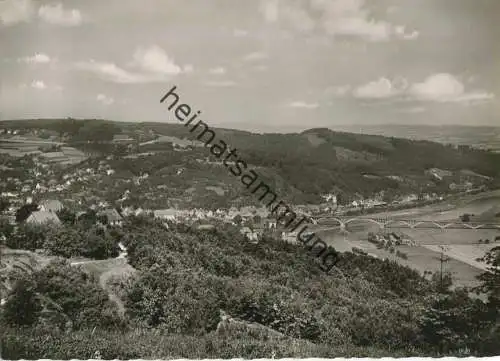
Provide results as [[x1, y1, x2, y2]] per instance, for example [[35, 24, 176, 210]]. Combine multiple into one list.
[[422, 244, 498, 272], [0, 137, 87, 164], [317, 231, 491, 289], [316, 192, 500, 289]]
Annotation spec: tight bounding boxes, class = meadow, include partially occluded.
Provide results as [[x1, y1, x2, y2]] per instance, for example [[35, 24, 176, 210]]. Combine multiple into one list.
[[315, 191, 500, 289], [0, 138, 86, 164]]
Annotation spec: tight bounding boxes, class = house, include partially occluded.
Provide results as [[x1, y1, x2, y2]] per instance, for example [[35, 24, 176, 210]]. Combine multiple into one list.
[[240, 210, 254, 220], [240, 226, 252, 235], [321, 193, 337, 204], [112, 134, 135, 143], [99, 208, 123, 226], [426, 168, 453, 181], [197, 224, 216, 231], [266, 220, 277, 229], [39, 199, 64, 213], [240, 227, 259, 242], [281, 231, 298, 244], [154, 209, 179, 222], [26, 211, 61, 226]]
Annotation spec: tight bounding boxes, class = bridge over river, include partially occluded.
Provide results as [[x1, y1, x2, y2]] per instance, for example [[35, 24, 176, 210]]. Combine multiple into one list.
[[311, 216, 500, 231]]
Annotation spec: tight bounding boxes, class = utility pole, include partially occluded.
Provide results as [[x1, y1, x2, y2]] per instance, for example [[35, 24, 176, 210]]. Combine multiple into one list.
[[439, 252, 448, 292], [434, 245, 450, 356], [436, 245, 450, 293]]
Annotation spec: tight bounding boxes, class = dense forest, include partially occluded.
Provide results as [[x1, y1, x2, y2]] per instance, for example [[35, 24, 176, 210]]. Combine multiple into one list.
[[1, 215, 499, 359]]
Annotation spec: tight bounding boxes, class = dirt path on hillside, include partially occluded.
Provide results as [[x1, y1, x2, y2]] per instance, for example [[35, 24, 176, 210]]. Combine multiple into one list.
[[98, 260, 135, 317], [70, 246, 135, 318]]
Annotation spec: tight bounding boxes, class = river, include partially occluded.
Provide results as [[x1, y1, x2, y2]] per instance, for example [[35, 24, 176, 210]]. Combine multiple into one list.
[[313, 190, 500, 288]]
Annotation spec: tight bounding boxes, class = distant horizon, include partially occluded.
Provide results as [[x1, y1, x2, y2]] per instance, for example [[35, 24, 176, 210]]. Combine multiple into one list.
[[1, 117, 500, 136]]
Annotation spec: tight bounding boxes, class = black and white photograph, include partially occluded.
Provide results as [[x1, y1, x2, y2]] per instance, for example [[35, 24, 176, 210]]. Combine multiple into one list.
[[0, 0, 500, 359]]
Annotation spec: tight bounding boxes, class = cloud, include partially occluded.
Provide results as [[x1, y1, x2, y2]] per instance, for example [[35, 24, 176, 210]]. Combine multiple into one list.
[[76, 46, 191, 84], [243, 52, 268, 62], [203, 80, 237, 87], [259, 0, 419, 42], [19, 81, 61, 91], [75, 60, 147, 84], [97, 94, 114, 105], [396, 26, 419, 40], [38, 3, 82, 26], [234, 29, 249, 37], [397, 106, 426, 114], [131, 45, 183, 75], [347, 73, 494, 104], [31, 80, 46, 90], [327, 85, 351, 97], [209, 67, 226, 75], [259, 0, 279, 22], [0, 0, 35, 26], [288, 101, 319, 109], [18, 53, 52, 64], [409, 73, 494, 103], [183, 64, 194, 73], [353, 77, 402, 99]]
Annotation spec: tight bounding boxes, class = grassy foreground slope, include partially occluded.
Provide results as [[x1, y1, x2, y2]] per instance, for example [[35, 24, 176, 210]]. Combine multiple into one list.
[[2, 216, 499, 358]]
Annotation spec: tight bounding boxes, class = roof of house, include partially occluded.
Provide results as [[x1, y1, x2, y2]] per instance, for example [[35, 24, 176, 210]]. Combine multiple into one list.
[[113, 134, 134, 141], [99, 208, 123, 222], [154, 209, 178, 217], [41, 152, 65, 159], [26, 211, 61, 225], [197, 224, 215, 231], [39, 199, 64, 212]]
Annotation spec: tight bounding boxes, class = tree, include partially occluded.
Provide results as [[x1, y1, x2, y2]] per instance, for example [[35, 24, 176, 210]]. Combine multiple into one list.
[[419, 289, 488, 354], [0, 217, 14, 241], [233, 215, 242, 225], [15, 203, 39, 223], [34, 259, 122, 329], [7, 223, 47, 250], [431, 271, 453, 294], [473, 247, 500, 354], [2, 276, 42, 326], [56, 208, 76, 225], [475, 246, 500, 307], [0, 197, 10, 214], [77, 209, 98, 226], [44, 225, 118, 259], [43, 226, 83, 258], [461, 214, 471, 222], [252, 215, 262, 224]]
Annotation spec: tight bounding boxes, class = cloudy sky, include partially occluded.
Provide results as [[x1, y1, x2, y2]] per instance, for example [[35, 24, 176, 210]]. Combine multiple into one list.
[[0, 0, 499, 132]]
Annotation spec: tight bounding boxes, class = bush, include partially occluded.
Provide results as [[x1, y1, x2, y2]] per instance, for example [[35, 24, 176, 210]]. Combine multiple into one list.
[[6, 224, 48, 251], [0, 327, 424, 359], [396, 251, 408, 260], [44, 225, 119, 259], [2, 259, 123, 331]]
